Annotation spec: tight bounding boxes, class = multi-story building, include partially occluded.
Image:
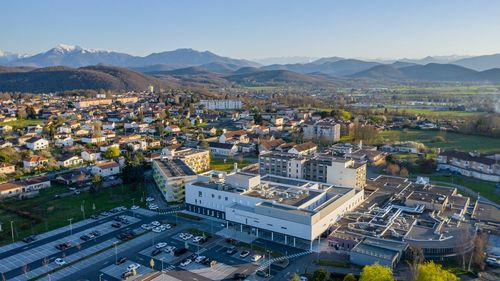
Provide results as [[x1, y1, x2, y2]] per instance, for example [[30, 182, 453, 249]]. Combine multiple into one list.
[[185, 171, 364, 247], [303, 119, 341, 143], [259, 152, 366, 189], [152, 159, 197, 202], [199, 99, 243, 110], [162, 147, 210, 173], [437, 150, 500, 182], [74, 99, 112, 109]]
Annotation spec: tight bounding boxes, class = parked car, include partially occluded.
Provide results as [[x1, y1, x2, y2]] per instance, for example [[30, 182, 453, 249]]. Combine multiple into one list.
[[152, 227, 162, 233], [111, 222, 121, 228], [180, 259, 192, 267], [80, 235, 90, 241], [121, 271, 135, 279], [195, 256, 206, 263], [54, 258, 66, 266], [182, 233, 193, 240], [146, 197, 155, 202], [131, 205, 140, 210], [256, 270, 270, 278], [127, 263, 141, 271], [90, 215, 99, 220], [151, 221, 161, 226], [155, 242, 167, 249], [226, 246, 237, 255], [116, 257, 127, 265], [152, 249, 162, 256], [239, 251, 250, 258], [22, 235, 36, 243], [251, 254, 262, 262], [164, 245, 176, 253]]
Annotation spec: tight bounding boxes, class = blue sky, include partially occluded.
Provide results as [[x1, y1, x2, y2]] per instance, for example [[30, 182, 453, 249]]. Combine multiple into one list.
[[2, 0, 500, 59]]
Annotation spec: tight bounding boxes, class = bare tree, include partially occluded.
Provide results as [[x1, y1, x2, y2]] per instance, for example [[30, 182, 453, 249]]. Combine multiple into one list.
[[469, 231, 486, 271], [406, 246, 424, 281], [457, 225, 473, 270]]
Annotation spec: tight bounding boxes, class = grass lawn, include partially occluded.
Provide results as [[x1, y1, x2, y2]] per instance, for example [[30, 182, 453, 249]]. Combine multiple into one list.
[[2, 119, 44, 129], [210, 158, 252, 172], [373, 108, 484, 118], [431, 175, 500, 204], [0, 183, 145, 245], [379, 129, 500, 153]]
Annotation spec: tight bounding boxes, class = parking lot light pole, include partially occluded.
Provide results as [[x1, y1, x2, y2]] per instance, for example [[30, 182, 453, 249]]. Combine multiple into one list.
[[99, 273, 104, 281], [161, 257, 165, 272], [11, 220, 15, 243], [113, 241, 118, 264], [67, 218, 73, 236]]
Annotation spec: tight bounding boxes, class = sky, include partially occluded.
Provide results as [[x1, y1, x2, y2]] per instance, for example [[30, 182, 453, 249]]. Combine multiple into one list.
[[2, 0, 500, 60]]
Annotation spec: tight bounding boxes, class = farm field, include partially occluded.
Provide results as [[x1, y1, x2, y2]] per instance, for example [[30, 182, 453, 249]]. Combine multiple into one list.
[[379, 129, 500, 153]]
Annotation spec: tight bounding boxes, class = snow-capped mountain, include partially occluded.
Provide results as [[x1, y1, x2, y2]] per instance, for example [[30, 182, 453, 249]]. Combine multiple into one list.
[[10, 44, 135, 67], [0, 50, 28, 64]]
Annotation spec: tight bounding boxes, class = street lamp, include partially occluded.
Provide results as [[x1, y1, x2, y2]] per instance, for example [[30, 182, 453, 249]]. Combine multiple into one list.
[[67, 218, 73, 236], [11, 220, 15, 243], [99, 273, 104, 281], [161, 257, 165, 272], [113, 241, 118, 264]]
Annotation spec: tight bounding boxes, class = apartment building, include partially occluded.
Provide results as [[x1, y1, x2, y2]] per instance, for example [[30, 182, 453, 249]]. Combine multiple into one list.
[[199, 99, 243, 110], [185, 171, 364, 246], [437, 150, 500, 182], [259, 152, 366, 189], [162, 147, 210, 173], [152, 159, 197, 202], [74, 98, 112, 109], [303, 119, 341, 143]]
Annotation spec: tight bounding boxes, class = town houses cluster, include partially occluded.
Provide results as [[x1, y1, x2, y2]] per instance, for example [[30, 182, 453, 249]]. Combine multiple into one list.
[[0, 91, 498, 270]]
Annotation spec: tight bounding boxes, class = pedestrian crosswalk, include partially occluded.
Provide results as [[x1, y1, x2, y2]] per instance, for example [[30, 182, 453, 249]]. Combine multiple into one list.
[[162, 265, 176, 272], [256, 250, 312, 271]]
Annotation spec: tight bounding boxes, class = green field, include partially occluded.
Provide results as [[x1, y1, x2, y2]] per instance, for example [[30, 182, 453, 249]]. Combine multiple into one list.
[[1, 119, 44, 129], [210, 157, 253, 172], [373, 108, 483, 117], [391, 85, 500, 95], [0, 183, 144, 245], [380, 129, 500, 153], [431, 175, 500, 204]]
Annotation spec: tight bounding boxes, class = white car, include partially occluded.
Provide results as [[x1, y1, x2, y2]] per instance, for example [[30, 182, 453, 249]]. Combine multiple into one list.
[[131, 205, 140, 210], [155, 242, 167, 249], [251, 254, 262, 262], [162, 224, 171, 230], [151, 221, 161, 226], [180, 259, 192, 267], [152, 227, 162, 233], [178, 233, 186, 239], [164, 245, 176, 253], [183, 234, 193, 240], [54, 258, 66, 266], [486, 257, 500, 267], [148, 204, 158, 210], [195, 255, 206, 263], [239, 251, 250, 258], [141, 224, 152, 230], [127, 263, 141, 271], [192, 236, 204, 243], [146, 197, 155, 202]]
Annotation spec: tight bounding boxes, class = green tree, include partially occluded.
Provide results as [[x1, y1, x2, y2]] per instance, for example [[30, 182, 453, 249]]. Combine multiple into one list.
[[311, 268, 328, 281], [103, 147, 120, 159], [415, 262, 458, 281], [91, 174, 102, 193], [359, 264, 395, 281], [27, 106, 37, 119], [343, 273, 357, 281], [289, 273, 301, 281]]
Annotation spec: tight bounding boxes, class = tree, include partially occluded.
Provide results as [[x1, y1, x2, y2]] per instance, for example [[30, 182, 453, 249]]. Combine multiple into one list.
[[415, 261, 458, 281], [311, 268, 328, 281], [343, 273, 357, 281], [471, 232, 486, 270], [289, 273, 301, 281], [386, 163, 400, 175], [103, 147, 120, 159], [27, 106, 37, 119], [16, 108, 27, 119], [400, 167, 409, 178], [359, 264, 395, 281], [91, 174, 102, 193]]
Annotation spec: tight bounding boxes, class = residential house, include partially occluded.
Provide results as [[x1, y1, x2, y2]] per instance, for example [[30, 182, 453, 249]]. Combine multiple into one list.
[[23, 156, 49, 169], [208, 142, 238, 156], [0, 163, 15, 175], [57, 155, 84, 168], [25, 137, 49, 151], [92, 161, 120, 177]]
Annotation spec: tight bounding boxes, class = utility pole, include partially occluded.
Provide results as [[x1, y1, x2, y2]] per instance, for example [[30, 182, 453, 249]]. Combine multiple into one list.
[[11, 221, 15, 243], [113, 241, 118, 264], [67, 218, 73, 236]]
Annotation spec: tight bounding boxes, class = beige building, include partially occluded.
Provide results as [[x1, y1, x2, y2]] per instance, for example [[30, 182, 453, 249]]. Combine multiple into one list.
[[176, 149, 210, 173], [74, 99, 112, 108]]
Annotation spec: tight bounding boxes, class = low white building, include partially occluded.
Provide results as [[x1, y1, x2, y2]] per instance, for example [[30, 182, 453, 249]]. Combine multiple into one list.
[[91, 161, 120, 177], [185, 171, 364, 247], [199, 99, 242, 110], [25, 137, 49, 151]]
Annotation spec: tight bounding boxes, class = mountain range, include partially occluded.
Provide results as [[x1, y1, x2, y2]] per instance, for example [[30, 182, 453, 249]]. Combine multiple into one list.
[[1, 44, 500, 93]]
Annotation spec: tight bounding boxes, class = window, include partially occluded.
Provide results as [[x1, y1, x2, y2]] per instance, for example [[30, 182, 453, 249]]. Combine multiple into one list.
[[211, 194, 215, 198], [198, 191, 202, 197], [225, 197, 228, 201]]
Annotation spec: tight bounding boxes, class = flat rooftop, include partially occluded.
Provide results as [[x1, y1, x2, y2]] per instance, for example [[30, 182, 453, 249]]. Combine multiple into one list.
[[154, 159, 196, 177]]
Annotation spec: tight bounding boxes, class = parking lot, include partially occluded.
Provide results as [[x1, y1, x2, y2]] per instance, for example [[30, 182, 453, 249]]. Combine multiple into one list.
[[0, 207, 150, 280]]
